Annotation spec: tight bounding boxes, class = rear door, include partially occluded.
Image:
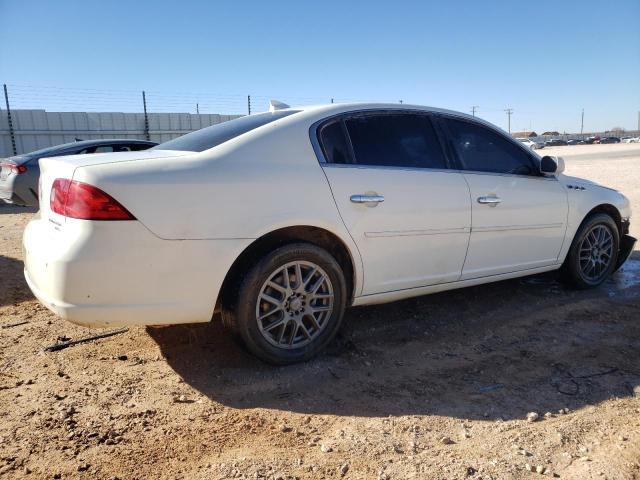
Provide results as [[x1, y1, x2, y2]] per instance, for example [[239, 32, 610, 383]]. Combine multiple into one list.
[[437, 115, 568, 279], [317, 111, 471, 295]]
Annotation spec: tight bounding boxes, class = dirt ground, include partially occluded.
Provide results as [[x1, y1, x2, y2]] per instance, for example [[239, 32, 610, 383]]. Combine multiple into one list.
[[1, 145, 639, 480]]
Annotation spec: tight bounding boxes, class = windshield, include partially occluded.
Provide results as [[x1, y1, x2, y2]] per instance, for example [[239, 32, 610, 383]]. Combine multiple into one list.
[[152, 110, 300, 152]]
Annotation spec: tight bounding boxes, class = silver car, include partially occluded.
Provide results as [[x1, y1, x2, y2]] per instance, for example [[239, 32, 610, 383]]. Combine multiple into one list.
[[0, 139, 157, 206]]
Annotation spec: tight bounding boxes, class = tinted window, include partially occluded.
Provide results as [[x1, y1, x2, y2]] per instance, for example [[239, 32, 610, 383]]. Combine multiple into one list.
[[344, 114, 446, 169], [93, 145, 115, 153], [319, 121, 351, 164], [152, 110, 300, 152], [444, 117, 536, 175], [129, 143, 154, 151]]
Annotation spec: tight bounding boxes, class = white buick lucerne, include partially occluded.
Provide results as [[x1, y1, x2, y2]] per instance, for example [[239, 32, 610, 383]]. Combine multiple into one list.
[[24, 102, 635, 364]]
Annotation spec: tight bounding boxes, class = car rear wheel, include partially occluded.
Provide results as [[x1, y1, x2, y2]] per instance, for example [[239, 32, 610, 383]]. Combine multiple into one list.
[[562, 213, 619, 289], [221, 243, 347, 364]]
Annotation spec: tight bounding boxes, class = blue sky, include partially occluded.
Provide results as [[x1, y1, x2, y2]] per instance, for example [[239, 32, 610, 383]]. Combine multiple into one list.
[[1, 0, 638, 133]]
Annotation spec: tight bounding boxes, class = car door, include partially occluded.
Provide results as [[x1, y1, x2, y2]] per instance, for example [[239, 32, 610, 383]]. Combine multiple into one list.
[[316, 111, 471, 296], [437, 115, 568, 280]]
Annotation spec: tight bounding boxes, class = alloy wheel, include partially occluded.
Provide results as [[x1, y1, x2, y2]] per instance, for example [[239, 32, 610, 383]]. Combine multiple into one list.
[[578, 224, 614, 281], [255, 261, 334, 349]]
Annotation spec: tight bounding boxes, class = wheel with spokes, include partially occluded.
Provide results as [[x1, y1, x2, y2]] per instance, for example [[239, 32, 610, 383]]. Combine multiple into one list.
[[222, 243, 346, 364], [562, 213, 619, 288]]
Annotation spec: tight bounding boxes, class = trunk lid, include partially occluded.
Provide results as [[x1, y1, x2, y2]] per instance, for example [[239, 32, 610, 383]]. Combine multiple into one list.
[[38, 149, 188, 223]]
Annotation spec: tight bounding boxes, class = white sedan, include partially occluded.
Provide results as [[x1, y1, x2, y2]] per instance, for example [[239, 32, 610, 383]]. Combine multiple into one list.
[[24, 102, 636, 364], [516, 137, 543, 150]]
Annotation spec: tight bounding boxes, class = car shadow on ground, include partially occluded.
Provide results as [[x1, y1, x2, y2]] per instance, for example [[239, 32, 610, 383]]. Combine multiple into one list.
[[0, 255, 34, 307], [149, 257, 640, 421]]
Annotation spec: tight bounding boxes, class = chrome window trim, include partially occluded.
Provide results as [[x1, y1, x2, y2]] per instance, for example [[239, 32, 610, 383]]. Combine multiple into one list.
[[321, 162, 558, 181]]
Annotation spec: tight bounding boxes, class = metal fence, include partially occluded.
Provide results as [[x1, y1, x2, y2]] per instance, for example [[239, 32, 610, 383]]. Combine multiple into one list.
[[0, 83, 353, 157], [0, 109, 241, 157]]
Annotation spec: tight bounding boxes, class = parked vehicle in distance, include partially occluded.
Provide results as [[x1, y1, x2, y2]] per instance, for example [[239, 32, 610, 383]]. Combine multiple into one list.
[[545, 139, 568, 146], [622, 137, 640, 143], [516, 137, 543, 150], [23, 102, 635, 364], [567, 139, 585, 145], [600, 136, 621, 144], [585, 136, 601, 144], [0, 139, 157, 206]]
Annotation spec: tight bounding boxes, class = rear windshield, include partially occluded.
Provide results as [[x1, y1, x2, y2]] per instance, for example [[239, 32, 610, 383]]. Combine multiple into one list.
[[152, 110, 300, 152]]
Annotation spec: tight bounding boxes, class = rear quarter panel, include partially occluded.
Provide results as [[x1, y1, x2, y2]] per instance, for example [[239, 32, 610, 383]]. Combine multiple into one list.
[[71, 118, 364, 294]]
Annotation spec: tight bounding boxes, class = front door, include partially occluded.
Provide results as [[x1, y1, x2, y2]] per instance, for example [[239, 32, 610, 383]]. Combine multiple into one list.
[[317, 111, 471, 295], [438, 115, 568, 279]]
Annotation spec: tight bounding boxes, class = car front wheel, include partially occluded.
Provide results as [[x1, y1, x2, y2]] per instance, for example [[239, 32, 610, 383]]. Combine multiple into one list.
[[222, 243, 347, 364], [562, 213, 620, 288]]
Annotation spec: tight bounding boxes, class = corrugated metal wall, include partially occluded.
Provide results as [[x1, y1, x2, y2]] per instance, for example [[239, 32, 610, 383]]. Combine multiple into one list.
[[0, 109, 242, 157]]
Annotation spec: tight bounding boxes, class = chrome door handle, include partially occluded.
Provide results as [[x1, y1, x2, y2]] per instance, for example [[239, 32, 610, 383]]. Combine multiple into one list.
[[477, 195, 502, 205], [350, 194, 385, 204]]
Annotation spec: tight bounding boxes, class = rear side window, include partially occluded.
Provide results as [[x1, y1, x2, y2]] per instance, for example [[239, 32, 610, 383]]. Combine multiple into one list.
[[343, 114, 446, 169], [443, 117, 537, 175], [152, 110, 300, 152], [93, 146, 115, 153], [319, 121, 351, 164]]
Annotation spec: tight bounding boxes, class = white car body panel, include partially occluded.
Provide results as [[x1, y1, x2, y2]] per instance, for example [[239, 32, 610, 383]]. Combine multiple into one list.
[[322, 165, 470, 294], [23, 103, 633, 328], [461, 172, 568, 279]]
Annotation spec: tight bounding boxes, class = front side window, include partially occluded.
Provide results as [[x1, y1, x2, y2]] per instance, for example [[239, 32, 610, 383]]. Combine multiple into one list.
[[344, 113, 446, 169], [443, 117, 537, 175]]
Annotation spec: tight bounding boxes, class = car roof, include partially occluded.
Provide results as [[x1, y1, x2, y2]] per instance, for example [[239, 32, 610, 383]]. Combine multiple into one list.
[[273, 102, 507, 135]]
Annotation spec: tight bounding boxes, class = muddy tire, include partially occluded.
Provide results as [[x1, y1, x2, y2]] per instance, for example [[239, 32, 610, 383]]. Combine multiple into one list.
[[562, 213, 619, 289], [221, 243, 347, 364]]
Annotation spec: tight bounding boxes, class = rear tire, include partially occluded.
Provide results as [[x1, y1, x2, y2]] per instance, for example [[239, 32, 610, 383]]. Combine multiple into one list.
[[561, 213, 619, 289], [221, 243, 347, 364]]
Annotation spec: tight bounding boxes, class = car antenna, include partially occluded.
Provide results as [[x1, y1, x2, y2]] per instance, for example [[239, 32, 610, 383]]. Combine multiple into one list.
[[269, 99, 290, 112]]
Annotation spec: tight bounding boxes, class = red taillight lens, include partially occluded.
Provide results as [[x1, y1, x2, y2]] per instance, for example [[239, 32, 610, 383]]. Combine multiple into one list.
[[0, 163, 27, 174], [50, 178, 135, 220]]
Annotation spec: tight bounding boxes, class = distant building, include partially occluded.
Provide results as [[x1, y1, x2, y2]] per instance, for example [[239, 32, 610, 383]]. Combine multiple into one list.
[[511, 131, 538, 138], [541, 131, 560, 136]]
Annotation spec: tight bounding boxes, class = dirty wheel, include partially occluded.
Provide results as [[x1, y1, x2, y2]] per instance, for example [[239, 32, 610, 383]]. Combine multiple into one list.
[[221, 243, 346, 364], [562, 213, 619, 288]]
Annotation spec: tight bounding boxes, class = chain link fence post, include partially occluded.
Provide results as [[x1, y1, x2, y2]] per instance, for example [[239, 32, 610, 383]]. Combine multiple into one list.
[[3, 84, 17, 155], [142, 90, 150, 141]]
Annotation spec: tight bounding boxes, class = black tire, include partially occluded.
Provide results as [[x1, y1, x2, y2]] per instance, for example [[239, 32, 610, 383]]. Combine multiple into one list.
[[561, 213, 619, 289], [221, 243, 347, 365]]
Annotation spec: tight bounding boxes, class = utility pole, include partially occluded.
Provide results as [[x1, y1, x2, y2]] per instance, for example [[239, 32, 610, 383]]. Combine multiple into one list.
[[142, 91, 150, 141], [3, 84, 17, 155], [580, 108, 584, 138], [470, 105, 479, 117], [196, 103, 199, 114], [504, 108, 513, 134], [247, 95, 251, 115], [331, 98, 334, 104]]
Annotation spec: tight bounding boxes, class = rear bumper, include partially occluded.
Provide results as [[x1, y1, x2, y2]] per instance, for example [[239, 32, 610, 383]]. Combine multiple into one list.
[[23, 217, 251, 328]]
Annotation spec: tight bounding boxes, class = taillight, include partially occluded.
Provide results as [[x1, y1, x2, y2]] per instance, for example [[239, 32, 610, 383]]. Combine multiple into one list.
[[50, 178, 135, 220], [0, 163, 27, 174]]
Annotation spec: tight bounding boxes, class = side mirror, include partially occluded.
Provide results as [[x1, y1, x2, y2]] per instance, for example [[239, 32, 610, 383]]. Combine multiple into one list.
[[540, 156, 565, 175]]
